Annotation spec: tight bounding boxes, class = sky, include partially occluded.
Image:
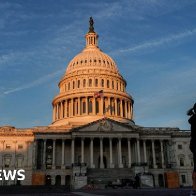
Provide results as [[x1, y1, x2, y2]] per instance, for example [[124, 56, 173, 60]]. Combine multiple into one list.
[[0, 0, 195, 130]]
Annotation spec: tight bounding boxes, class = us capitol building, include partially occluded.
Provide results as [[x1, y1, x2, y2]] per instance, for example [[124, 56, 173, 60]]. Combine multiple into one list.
[[0, 18, 192, 188]]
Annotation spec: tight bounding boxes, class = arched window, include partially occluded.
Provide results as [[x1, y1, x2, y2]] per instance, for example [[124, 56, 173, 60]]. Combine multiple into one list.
[[73, 81, 75, 89], [89, 79, 92, 87], [68, 82, 70, 90], [95, 79, 98, 87], [117, 82, 118, 90], [117, 99, 120, 116], [112, 81, 114, 89], [101, 79, 104, 87], [83, 79, 86, 87], [178, 155, 185, 167], [65, 84, 66, 91], [77, 80, 80, 88], [107, 80, 110, 88]]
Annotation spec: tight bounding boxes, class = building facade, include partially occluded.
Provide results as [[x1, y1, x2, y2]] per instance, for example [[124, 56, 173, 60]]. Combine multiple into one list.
[[0, 19, 192, 188]]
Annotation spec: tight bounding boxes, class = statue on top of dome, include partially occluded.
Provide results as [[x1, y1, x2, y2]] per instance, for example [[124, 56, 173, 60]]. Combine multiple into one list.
[[89, 17, 94, 33]]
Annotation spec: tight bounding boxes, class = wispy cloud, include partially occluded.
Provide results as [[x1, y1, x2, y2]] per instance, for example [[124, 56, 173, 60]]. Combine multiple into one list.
[[116, 28, 196, 54], [3, 69, 64, 95]]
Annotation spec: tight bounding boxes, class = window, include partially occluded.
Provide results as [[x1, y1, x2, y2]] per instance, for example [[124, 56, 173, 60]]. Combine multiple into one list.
[[83, 79, 86, 87], [117, 82, 118, 90], [18, 144, 23, 150], [4, 155, 11, 168], [5, 144, 11, 149], [89, 79, 92, 87], [101, 79, 104, 87], [178, 144, 182, 150], [95, 79, 98, 87], [181, 175, 186, 183], [17, 155, 23, 168], [73, 81, 75, 89], [180, 158, 184, 166], [68, 82, 70, 90], [96, 100, 99, 114], [107, 80, 110, 88], [112, 81, 114, 89], [77, 80, 80, 88]]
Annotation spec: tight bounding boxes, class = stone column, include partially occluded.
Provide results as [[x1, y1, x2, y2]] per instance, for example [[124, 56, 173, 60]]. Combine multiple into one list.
[[118, 138, 123, 168], [143, 140, 147, 163], [115, 98, 117, 116], [61, 140, 65, 169], [53, 107, 56, 122], [78, 97, 81, 115], [137, 139, 141, 163], [64, 100, 67, 117], [100, 138, 104, 168], [71, 138, 75, 164], [128, 102, 131, 119], [81, 138, 84, 163], [160, 140, 165, 168], [100, 97, 104, 115], [108, 97, 111, 115], [109, 138, 114, 168], [152, 140, 157, 168], [71, 99, 74, 117], [33, 140, 37, 169], [93, 97, 96, 115], [52, 139, 56, 169], [125, 101, 127, 118], [60, 101, 63, 119], [128, 139, 132, 168], [130, 103, 133, 119], [120, 99, 123, 117], [43, 139, 46, 169], [25, 141, 29, 167], [56, 104, 59, 119], [86, 97, 88, 115], [90, 138, 95, 168]]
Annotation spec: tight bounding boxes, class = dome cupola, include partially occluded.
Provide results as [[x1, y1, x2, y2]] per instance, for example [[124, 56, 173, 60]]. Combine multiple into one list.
[[51, 17, 134, 127]]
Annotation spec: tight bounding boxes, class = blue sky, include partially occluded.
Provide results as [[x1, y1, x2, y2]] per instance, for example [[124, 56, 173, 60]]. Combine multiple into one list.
[[0, 0, 195, 130]]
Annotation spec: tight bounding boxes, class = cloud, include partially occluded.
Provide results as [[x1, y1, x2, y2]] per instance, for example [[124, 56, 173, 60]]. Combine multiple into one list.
[[3, 69, 64, 95], [114, 28, 196, 54]]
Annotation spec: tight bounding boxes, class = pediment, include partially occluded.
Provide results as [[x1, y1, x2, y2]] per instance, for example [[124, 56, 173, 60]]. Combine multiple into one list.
[[73, 118, 137, 133]]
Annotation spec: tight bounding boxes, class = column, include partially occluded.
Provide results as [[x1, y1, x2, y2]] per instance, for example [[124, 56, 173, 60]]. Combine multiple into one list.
[[100, 97, 104, 115], [118, 138, 123, 168], [130, 103, 133, 119], [61, 140, 65, 169], [78, 97, 81, 115], [43, 139, 46, 169], [93, 97, 96, 115], [143, 140, 147, 163], [56, 104, 59, 119], [71, 99, 74, 116], [64, 100, 67, 117], [90, 138, 95, 168], [60, 101, 63, 119], [100, 138, 104, 168], [125, 101, 127, 118], [53, 107, 56, 121], [128, 139, 132, 168], [136, 139, 141, 163], [25, 141, 29, 167], [160, 140, 165, 168], [81, 138, 84, 163], [33, 140, 37, 169], [120, 99, 123, 117], [52, 139, 56, 169], [115, 98, 117, 116], [71, 138, 75, 164], [128, 102, 131, 119], [86, 97, 88, 115], [108, 98, 111, 115], [152, 140, 157, 168], [109, 138, 114, 168]]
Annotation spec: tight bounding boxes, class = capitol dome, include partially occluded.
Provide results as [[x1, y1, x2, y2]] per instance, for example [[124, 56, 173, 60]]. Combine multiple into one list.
[[51, 18, 134, 127]]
